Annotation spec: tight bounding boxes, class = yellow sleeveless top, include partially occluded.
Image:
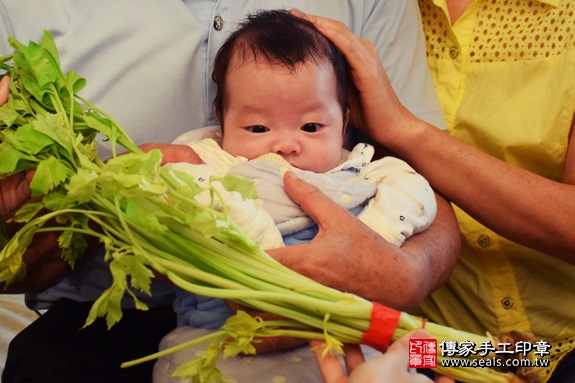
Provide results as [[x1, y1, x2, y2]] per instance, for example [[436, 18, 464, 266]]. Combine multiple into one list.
[[417, 0, 575, 379]]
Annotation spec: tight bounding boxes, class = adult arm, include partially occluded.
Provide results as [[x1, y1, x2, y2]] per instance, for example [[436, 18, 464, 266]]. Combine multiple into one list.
[[270, 172, 460, 313], [304, 14, 575, 264]]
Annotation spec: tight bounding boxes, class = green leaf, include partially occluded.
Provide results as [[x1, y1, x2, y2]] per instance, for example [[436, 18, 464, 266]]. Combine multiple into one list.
[[84, 257, 127, 329], [0, 142, 38, 175], [0, 223, 40, 287], [169, 168, 204, 195], [9, 36, 61, 88], [84, 114, 119, 147], [220, 311, 265, 358], [11, 201, 44, 223], [31, 113, 74, 156], [42, 189, 77, 211], [7, 122, 55, 154], [15, 70, 56, 110], [65, 169, 98, 204], [30, 156, 70, 197], [64, 70, 86, 94], [213, 174, 258, 201], [0, 100, 27, 126], [121, 250, 154, 296], [77, 139, 98, 163], [39, 30, 61, 69], [104, 149, 162, 179], [124, 198, 167, 237], [172, 342, 226, 383], [58, 229, 88, 268], [99, 151, 167, 198]]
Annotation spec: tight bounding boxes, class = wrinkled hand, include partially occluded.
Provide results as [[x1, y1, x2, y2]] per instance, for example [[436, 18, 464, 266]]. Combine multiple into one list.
[[312, 330, 454, 383], [268, 171, 417, 309], [0, 171, 34, 219], [0, 77, 34, 220], [139, 143, 203, 165], [291, 11, 416, 148]]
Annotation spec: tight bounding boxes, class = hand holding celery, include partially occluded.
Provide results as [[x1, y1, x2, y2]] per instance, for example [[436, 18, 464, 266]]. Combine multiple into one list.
[[0, 32, 538, 383]]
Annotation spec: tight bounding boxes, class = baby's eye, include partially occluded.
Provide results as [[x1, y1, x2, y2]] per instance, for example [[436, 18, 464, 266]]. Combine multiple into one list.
[[301, 123, 321, 133], [247, 126, 269, 133]]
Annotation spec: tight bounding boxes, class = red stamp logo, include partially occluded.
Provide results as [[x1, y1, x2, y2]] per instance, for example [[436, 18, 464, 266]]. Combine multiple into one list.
[[409, 339, 438, 368]]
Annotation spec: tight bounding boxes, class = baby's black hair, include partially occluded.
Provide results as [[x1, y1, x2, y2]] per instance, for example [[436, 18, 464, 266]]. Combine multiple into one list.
[[212, 9, 348, 122]]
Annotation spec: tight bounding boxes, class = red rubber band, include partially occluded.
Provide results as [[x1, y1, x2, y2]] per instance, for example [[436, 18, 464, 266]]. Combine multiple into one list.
[[361, 302, 401, 351]]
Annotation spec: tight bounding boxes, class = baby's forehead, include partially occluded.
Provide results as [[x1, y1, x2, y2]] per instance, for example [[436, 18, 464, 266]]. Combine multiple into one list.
[[228, 50, 333, 76]]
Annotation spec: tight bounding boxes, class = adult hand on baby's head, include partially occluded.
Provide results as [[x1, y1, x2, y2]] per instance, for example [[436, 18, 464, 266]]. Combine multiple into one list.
[[290, 11, 417, 150]]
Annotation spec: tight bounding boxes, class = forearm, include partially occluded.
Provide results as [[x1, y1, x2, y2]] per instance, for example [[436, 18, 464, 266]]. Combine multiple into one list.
[[271, 172, 460, 312], [315, 198, 458, 312], [390, 118, 575, 263], [375, 192, 459, 312]]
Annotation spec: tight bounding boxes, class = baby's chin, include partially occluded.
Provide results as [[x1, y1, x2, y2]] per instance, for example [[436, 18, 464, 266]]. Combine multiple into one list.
[[290, 162, 337, 173], [241, 152, 336, 173]]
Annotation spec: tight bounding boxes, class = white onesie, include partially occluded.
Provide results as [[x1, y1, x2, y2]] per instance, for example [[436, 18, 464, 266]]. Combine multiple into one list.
[[169, 126, 437, 248]]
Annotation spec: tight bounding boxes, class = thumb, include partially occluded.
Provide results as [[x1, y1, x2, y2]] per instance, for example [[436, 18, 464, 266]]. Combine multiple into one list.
[[283, 170, 353, 229], [381, 329, 431, 367]]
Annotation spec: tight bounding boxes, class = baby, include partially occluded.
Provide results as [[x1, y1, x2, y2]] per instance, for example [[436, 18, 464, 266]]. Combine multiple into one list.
[[166, 9, 437, 329], [156, 9, 437, 382]]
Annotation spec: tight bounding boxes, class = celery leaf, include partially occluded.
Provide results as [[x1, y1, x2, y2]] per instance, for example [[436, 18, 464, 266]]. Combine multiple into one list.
[[213, 174, 258, 201], [0, 143, 38, 175], [0, 223, 39, 287], [66, 169, 98, 204], [30, 156, 70, 197], [58, 229, 88, 267]]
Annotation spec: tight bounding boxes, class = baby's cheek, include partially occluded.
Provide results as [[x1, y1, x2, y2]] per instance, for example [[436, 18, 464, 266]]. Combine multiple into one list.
[[224, 142, 262, 160]]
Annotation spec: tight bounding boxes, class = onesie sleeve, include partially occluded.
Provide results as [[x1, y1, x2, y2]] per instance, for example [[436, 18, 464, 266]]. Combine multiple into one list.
[[357, 157, 437, 247], [165, 140, 284, 251]]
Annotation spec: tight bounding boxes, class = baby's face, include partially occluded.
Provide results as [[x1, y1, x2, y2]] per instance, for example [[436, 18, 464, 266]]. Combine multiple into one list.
[[220, 57, 346, 172]]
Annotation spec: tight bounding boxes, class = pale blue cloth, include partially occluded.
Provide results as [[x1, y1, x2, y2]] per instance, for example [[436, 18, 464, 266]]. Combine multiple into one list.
[[174, 291, 231, 329]]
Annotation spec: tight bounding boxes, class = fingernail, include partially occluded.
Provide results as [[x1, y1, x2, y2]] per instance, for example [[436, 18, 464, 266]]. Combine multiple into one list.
[[284, 170, 298, 180]]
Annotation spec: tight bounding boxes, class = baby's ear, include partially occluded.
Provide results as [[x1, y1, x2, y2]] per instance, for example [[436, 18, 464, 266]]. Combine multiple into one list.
[[214, 106, 222, 123], [343, 107, 351, 135]]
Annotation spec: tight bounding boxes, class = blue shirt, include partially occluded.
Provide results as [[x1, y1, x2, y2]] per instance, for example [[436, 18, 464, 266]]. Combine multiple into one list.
[[0, 0, 446, 310]]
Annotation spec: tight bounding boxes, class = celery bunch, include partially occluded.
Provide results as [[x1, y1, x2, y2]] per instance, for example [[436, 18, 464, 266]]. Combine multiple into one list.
[[0, 32, 539, 383]]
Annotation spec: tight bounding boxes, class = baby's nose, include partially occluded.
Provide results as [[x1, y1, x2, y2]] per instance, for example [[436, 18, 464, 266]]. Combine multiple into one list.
[[272, 138, 301, 156]]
